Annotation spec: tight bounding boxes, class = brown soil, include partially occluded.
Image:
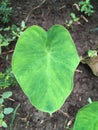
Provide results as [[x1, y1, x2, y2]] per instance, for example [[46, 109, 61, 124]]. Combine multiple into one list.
[[0, 0, 98, 130]]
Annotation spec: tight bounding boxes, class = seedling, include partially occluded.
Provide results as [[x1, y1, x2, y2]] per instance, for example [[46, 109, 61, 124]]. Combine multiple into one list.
[[65, 13, 80, 27], [88, 50, 97, 57], [79, 0, 94, 16], [11, 21, 26, 37], [0, 91, 14, 128], [12, 25, 80, 114], [70, 13, 80, 22]]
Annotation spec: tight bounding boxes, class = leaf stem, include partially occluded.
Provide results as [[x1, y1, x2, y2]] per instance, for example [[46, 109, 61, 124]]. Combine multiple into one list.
[[10, 104, 20, 130]]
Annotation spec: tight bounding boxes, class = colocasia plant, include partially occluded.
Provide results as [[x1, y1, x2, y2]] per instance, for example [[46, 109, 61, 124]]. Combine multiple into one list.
[[12, 25, 80, 114], [73, 102, 98, 130], [12, 25, 98, 130]]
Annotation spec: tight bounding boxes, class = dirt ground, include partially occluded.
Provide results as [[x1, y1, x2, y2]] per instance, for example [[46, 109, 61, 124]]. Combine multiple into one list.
[[0, 0, 98, 130]]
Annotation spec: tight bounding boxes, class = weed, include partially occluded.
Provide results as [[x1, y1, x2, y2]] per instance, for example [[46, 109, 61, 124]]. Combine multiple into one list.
[[69, 0, 95, 27], [0, 91, 14, 128], [79, 0, 94, 16], [0, 34, 9, 54], [0, 67, 17, 89], [11, 21, 26, 37], [65, 13, 80, 27], [0, 0, 13, 23], [0, 21, 26, 54]]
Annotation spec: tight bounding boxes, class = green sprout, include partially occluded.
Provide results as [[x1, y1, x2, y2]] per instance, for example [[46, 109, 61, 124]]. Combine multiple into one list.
[[88, 50, 97, 57], [0, 21, 26, 54], [65, 13, 80, 27], [79, 0, 94, 16]]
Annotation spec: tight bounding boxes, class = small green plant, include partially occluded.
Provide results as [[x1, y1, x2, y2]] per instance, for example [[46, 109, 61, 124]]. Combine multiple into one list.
[[12, 25, 80, 114], [66, 13, 80, 27], [11, 21, 26, 37], [88, 49, 97, 57], [79, 0, 94, 16], [0, 21, 26, 54], [0, 67, 17, 89], [73, 102, 98, 130], [72, 0, 94, 24], [70, 13, 80, 22], [0, 91, 14, 128], [0, 0, 13, 23], [0, 33, 9, 54]]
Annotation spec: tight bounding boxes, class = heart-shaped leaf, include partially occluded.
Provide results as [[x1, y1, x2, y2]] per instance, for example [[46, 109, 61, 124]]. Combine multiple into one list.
[[12, 25, 80, 113], [73, 102, 98, 130]]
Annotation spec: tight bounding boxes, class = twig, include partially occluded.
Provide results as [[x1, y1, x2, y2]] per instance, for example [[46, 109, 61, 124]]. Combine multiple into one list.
[[8, 97, 15, 102], [73, 3, 80, 11], [59, 5, 66, 10], [80, 15, 88, 22], [59, 110, 69, 118], [75, 69, 82, 73], [0, 50, 14, 56], [67, 119, 73, 127], [25, 0, 46, 23]]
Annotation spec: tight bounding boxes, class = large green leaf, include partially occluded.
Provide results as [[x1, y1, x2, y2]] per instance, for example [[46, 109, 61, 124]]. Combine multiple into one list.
[[73, 102, 98, 130], [12, 25, 80, 114]]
